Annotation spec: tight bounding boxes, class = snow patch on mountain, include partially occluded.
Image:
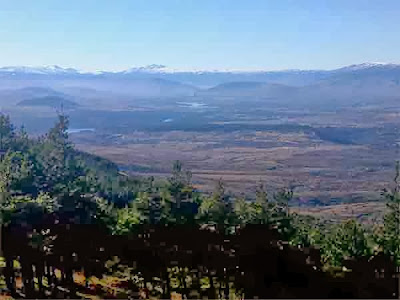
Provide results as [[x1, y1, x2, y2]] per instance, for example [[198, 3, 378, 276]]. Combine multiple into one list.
[[0, 62, 399, 76], [338, 62, 399, 71], [0, 65, 82, 75]]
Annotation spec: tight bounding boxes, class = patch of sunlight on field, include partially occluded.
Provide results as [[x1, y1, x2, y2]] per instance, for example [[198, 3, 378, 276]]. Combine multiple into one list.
[[73, 271, 86, 285], [171, 292, 182, 300]]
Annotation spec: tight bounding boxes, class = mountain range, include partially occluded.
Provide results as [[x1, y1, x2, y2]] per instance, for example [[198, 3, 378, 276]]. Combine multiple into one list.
[[0, 62, 399, 102], [0, 62, 398, 82]]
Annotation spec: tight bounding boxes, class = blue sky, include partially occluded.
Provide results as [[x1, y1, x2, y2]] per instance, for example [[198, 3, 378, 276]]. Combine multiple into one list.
[[0, 0, 399, 71]]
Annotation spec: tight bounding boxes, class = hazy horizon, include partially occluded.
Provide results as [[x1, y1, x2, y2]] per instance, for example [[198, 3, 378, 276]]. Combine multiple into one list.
[[0, 61, 399, 74]]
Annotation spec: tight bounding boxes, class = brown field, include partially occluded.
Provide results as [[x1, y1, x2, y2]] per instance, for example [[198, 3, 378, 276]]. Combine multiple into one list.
[[73, 129, 395, 210], [293, 201, 386, 224]]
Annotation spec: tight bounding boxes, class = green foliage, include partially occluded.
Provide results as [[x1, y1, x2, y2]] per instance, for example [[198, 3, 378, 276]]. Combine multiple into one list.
[[132, 191, 151, 223], [0, 114, 147, 228], [320, 219, 373, 267], [35, 192, 59, 214], [113, 204, 141, 235], [0, 194, 56, 225], [0, 115, 14, 151], [250, 183, 275, 224], [93, 197, 118, 229], [233, 183, 280, 227], [0, 151, 34, 195], [273, 188, 296, 240], [382, 161, 400, 265], [234, 196, 252, 226], [289, 214, 322, 247], [30, 115, 74, 195], [166, 160, 197, 224], [168, 160, 188, 201], [197, 179, 236, 233]]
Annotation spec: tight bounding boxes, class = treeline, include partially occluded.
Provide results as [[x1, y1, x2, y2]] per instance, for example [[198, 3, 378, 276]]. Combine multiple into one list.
[[1, 114, 400, 289]]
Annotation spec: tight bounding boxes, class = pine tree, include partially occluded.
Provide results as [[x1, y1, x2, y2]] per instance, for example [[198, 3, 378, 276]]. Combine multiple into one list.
[[383, 161, 400, 265], [321, 219, 371, 267], [234, 196, 251, 226], [33, 113, 73, 194], [273, 187, 295, 240], [132, 191, 151, 223], [289, 214, 322, 248], [0, 115, 14, 152], [168, 160, 185, 208], [167, 160, 194, 224], [113, 205, 141, 235], [250, 182, 275, 225], [0, 151, 34, 197], [197, 179, 234, 233]]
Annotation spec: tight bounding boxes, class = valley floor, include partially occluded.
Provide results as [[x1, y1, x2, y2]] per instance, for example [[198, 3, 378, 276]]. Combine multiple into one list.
[[72, 127, 394, 222]]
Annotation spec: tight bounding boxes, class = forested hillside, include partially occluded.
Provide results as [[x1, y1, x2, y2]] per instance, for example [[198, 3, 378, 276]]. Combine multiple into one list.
[[1, 114, 400, 298]]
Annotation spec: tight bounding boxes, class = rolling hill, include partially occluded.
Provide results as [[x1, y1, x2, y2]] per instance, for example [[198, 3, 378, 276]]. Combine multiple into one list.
[[17, 96, 79, 109], [199, 81, 298, 98]]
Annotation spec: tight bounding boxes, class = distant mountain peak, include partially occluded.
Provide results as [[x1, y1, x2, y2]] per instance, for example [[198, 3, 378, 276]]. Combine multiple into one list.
[[338, 62, 399, 71], [146, 64, 167, 70], [123, 64, 168, 73], [0, 65, 81, 75]]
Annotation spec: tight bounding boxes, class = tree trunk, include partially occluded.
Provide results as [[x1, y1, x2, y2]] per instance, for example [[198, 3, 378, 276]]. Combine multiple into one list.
[[21, 257, 35, 298], [4, 255, 16, 296], [164, 268, 171, 299]]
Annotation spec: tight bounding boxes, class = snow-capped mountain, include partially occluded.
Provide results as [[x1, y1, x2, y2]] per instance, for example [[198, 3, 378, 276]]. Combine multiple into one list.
[[120, 64, 219, 74], [336, 62, 400, 72], [0, 65, 82, 75], [0, 62, 399, 76], [0, 62, 399, 89], [119, 62, 400, 74], [0, 62, 399, 102], [122, 64, 169, 73]]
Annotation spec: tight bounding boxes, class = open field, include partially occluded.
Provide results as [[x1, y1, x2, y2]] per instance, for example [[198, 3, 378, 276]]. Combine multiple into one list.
[[292, 201, 386, 224], [72, 126, 396, 209]]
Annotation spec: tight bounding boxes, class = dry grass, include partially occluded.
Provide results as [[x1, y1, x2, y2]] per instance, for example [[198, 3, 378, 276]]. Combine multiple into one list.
[[293, 201, 386, 223], [73, 127, 395, 222], [75, 130, 393, 199]]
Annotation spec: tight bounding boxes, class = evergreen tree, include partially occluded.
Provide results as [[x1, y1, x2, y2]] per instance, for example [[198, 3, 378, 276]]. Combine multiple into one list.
[[31, 114, 72, 194], [273, 187, 296, 240], [197, 179, 234, 233], [168, 160, 185, 208], [132, 191, 151, 223], [250, 182, 275, 225], [289, 214, 322, 248], [321, 219, 372, 267], [234, 196, 251, 226], [93, 197, 118, 232], [0, 151, 34, 197], [113, 204, 141, 235], [0, 115, 14, 151], [383, 161, 400, 265], [167, 160, 195, 224]]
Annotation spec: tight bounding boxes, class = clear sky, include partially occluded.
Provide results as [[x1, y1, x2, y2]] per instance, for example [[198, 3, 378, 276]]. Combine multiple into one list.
[[0, 0, 399, 72]]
